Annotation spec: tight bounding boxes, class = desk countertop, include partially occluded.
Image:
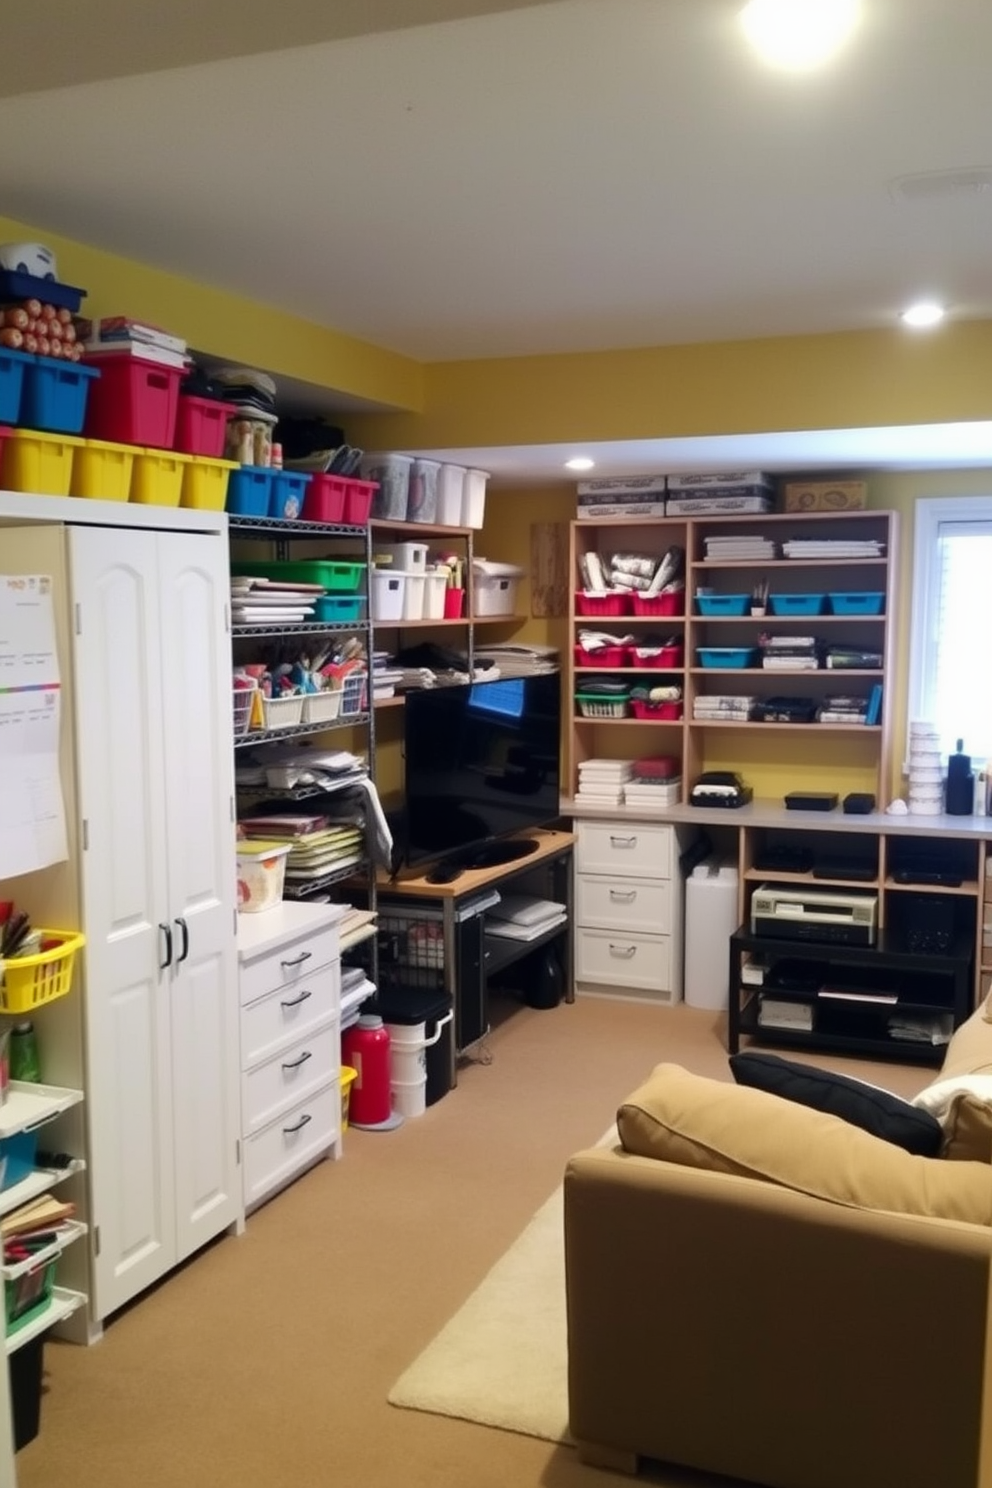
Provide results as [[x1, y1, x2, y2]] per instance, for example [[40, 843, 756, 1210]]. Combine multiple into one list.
[[377, 828, 575, 900]]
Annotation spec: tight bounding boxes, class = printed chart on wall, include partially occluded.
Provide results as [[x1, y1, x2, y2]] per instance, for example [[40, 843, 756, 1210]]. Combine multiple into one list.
[[0, 574, 68, 876]]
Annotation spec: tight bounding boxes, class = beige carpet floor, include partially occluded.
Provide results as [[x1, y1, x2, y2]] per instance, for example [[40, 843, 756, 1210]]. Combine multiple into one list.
[[16, 996, 932, 1488]]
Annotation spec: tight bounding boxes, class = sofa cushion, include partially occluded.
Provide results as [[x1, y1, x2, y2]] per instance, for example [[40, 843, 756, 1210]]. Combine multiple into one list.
[[728, 1051, 944, 1156], [618, 1063, 992, 1225], [913, 1004, 992, 1161]]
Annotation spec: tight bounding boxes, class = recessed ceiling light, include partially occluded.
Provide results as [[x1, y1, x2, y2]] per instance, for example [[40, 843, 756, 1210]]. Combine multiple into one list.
[[565, 457, 595, 471], [740, 0, 860, 71], [900, 301, 946, 329]]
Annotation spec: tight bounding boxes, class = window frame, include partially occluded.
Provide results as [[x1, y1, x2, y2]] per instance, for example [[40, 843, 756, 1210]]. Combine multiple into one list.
[[907, 493, 992, 762]]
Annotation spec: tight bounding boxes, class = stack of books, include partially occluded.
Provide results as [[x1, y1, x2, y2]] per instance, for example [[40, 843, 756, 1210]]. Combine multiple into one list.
[[576, 476, 667, 519], [666, 472, 775, 516], [473, 643, 559, 676], [693, 694, 756, 721], [79, 315, 189, 370], [624, 756, 682, 808], [760, 634, 822, 670], [783, 538, 885, 559], [825, 644, 883, 669], [575, 758, 632, 805], [816, 693, 870, 724], [703, 533, 778, 561]]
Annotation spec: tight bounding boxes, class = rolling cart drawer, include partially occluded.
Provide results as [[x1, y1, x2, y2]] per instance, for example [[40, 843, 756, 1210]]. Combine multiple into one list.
[[576, 874, 673, 934], [575, 926, 673, 992], [576, 821, 673, 879]]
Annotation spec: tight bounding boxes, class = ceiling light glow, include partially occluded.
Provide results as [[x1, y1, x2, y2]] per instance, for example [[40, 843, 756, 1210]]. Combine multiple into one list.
[[565, 457, 595, 471], [900, 301, 946, 329], [740, 0, 860, 71]]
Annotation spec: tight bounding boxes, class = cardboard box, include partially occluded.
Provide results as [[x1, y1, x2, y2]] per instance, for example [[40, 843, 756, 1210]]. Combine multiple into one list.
[[783, 479, 867, 512]]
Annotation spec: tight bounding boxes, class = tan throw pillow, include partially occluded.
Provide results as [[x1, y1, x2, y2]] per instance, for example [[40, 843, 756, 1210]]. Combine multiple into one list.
[[912, 1005, 992, 1160], [939, 1009, 992, 1081], [618, 1063, 992, 1226], [942, 1092, 992, 1164]]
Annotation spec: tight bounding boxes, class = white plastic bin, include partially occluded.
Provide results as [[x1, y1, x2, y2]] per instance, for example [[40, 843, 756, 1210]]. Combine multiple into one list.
[[684, 859, 739, 1009], [401, 571, 427, 620], [371, 569, 406, 622], [407, 458, 441, 523], [373, 541, 427, 575], [436, 463, 465, 526], [363, 452, 413, 520], [473, 574, 518, 616], [461, 468, 489, 528], [423, 570, 448, 619], [236, 842, 291, 913]]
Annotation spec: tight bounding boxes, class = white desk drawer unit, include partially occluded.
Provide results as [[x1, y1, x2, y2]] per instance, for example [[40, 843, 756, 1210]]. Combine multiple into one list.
[[574, 819, 683, 1003], [237, 902, 347, 1211], [242, 1081, 341, 1212]]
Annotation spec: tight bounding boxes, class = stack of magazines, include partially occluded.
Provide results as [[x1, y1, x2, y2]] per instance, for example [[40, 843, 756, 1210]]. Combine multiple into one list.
[[693, 694, 756, 721]]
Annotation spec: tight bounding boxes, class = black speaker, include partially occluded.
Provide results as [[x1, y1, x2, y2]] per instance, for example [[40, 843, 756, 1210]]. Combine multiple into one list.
[[904, 896, 955, 953]]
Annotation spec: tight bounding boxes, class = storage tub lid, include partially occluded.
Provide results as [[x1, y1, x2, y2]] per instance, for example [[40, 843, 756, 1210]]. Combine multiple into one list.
[[375, 988, 453, 1024], [473, 559, 525, 577], [236, 841, 292, 861]]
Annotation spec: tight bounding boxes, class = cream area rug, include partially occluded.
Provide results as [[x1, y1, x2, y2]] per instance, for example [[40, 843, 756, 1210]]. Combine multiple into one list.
[[388, 1183, 572, 1443]]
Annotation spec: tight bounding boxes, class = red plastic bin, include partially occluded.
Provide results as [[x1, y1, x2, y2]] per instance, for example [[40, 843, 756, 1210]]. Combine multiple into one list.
[[574, 643, 629, 668], [631, 591, 684, 616], [631, 645, 684, 669], [342, 477, 377, 526], [303, 473, 348, 523], [575, 590, 632, 617], [83, 355, 184, 449], [174, 394, 233, 457], [630, 699, 684, 721]]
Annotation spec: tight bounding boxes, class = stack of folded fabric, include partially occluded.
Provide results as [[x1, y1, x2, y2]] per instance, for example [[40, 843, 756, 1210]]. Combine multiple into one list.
[[623, 755, 682, 808], [575, 758, 632, 805]]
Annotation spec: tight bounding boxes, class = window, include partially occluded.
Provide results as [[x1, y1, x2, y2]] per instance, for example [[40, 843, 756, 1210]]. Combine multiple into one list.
[[908, 495, 992, 762]]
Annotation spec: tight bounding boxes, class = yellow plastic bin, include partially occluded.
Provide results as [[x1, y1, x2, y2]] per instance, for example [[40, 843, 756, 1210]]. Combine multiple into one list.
[[130, 448, 191, 506], [340, 1066, 358, 1130], [1, 429, 82, 497], [181, 455, 238, 511], [69, 438, 135, 502]]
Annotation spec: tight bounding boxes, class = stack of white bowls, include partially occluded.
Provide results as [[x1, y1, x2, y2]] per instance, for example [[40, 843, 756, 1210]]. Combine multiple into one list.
[[907, 720, 943, 815]]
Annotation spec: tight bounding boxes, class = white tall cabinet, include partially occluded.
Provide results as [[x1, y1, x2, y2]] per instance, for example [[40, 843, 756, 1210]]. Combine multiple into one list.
[[69, 524, 242, 1319]]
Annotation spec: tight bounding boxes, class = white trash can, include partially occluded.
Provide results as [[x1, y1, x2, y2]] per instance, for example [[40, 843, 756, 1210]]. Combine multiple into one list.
[[684, 858, 739, 1009]]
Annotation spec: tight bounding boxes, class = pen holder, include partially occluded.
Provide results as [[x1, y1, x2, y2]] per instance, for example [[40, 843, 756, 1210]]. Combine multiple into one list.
[[443, 587, 465, 619]]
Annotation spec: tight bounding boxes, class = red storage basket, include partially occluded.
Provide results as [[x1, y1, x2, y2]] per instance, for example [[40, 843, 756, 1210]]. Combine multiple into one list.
[[303, 473, 348, 523], [631, 591, 684, 616], [575, 590, 632, 617], [83, 355, 184, 449], [342, 477, 376, 525], [630, 699, 684, 721], [574, 643, 629, 668], [174, 394, 233, 457], [631, 645, 684, 669]]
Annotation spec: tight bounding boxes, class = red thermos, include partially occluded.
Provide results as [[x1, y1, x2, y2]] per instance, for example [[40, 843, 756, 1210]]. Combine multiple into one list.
[[342, 1014, 392, 1125]]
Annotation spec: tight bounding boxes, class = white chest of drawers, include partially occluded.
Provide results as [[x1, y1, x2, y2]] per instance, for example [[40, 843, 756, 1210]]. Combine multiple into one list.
[[236, 902, 346, 1212], [574, 819, 684, 1003]]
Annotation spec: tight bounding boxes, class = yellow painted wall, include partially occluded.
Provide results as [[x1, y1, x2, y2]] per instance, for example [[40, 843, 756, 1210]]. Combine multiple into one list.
[[0, 213, 423, 413]]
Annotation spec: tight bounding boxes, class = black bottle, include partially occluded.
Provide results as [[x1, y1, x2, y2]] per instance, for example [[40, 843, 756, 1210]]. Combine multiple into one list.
[[946, 738, 974, 816]]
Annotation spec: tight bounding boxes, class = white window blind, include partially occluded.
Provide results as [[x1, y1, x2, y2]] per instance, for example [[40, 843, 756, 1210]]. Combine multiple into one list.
[[909, 497, 992, 762]]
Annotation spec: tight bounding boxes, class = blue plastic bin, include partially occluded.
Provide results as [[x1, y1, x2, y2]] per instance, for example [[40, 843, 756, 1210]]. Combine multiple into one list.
[[312, 595, 366, 624], [696, 594, 750, 616], [0, 348, 34, 424], [226, 467, 274, 517], [269, 470, 308, 520], [828, 592, 884, 615], [0, 1130, 38, 1193], [768, 593, 826, 616], [21, 359, 100, 435], [697, 647, 757, 668]]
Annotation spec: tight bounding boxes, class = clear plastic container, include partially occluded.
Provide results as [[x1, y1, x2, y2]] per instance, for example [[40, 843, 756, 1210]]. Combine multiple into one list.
[[236, 842, 291, 913], [363, 452, 413, 519]]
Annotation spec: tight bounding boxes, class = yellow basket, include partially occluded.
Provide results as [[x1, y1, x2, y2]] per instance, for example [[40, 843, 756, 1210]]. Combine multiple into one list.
[[69, 438, 135, 502], [0, 429, 83, 497], [181, 456, 238, 512], [340, 1065, 358, 1130], [0, 930, 86, 1015], [130, 449, 191, 506]]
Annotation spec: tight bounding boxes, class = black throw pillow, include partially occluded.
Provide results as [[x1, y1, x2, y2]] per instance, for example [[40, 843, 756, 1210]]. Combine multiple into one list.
[[728, 1051, 944, 1157]]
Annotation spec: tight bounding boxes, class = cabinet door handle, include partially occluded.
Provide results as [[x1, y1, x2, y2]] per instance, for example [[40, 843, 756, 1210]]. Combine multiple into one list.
[[280, 989, 313, 1009], [609, 888, 637, 902], [159, 922, 173, 971], [608, 942, 637, 959], [609, 835, 637, 848], [281, 1050, 313, 1071], [280, 951, 312, 969], [282, 1113, 313, 1136], [174, 917, 190, 965]]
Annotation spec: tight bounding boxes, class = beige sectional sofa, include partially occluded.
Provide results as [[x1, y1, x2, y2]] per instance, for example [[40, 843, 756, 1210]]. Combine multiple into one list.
[[564, 1005, 992, 1488]]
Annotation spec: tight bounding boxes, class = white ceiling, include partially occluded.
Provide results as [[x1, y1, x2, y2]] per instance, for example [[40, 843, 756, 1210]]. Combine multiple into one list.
[[1, 0, 991, 478]]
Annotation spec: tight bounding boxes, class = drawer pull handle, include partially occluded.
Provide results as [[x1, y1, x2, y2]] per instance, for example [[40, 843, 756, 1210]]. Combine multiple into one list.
[[281, 1050, 313, 1071], [608, 943, 637, 959], [280, 989, 313, 1009], [609, 889, 637, 902], [609, 835, 637, 848], [282, 1113, 313, 1136], [280, 951, 312, 969]]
